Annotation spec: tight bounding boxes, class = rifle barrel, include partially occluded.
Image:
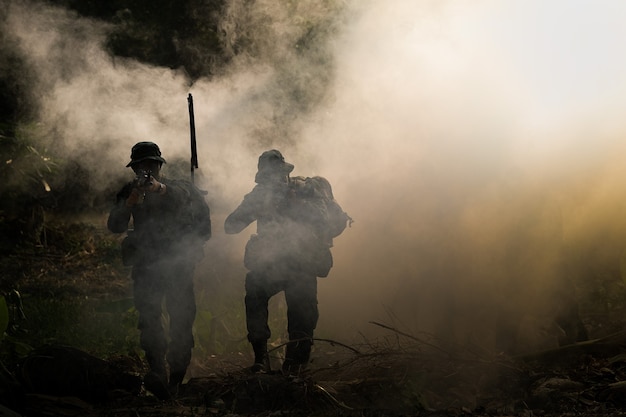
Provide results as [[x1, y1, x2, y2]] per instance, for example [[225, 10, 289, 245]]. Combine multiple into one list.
[[188, 94, 198, 182]]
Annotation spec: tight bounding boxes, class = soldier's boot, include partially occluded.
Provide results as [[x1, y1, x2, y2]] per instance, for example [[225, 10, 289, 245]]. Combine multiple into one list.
[[250, 340, 271, 373], [167, 348, 192, 395], [167, 369, 186, 397], [143, 354, 170, 400], [281, 339, 312, 376]]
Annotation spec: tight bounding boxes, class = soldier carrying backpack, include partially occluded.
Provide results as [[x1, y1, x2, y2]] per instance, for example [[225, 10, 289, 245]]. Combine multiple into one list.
[[225, 149, 350, 375]]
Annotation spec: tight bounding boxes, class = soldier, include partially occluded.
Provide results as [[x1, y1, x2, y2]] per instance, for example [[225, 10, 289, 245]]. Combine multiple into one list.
[[225, 149, 349, 375], [107, 141, 211, 399]]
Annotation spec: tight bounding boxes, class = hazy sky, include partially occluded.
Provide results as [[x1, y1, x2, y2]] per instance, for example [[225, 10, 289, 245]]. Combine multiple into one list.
[[5, 0, 626, 352]]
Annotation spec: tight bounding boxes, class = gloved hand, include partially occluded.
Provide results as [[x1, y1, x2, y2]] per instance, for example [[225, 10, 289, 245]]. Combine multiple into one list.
[[125, 187, 143, 207], [144, 179, 163, 194], [125, 180, 165, 208]]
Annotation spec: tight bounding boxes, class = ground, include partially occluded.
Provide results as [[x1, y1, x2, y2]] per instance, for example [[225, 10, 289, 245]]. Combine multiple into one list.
[[1, 219, 626, 417]]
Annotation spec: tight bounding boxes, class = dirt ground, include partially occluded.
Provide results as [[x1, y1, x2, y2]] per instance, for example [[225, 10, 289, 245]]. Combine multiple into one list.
[[10, 332, 626, 417], [2, 221, 626, 417]]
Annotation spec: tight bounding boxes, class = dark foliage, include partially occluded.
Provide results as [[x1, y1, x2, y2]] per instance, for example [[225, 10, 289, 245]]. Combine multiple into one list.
[[46, 0, 228, 80], [0, 36, 39, 130]]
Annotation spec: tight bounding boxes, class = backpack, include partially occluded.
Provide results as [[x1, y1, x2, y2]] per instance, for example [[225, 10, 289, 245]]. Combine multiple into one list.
[[292, 176, 351, 243], [292, 176, 351, 277], [244, 176, 349, 277], [169, 179, 212, 242]]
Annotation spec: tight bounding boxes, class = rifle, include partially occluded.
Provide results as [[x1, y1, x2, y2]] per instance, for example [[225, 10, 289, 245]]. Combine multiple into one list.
[[188, 93, 198, 184], [133, 169, 153, 188]]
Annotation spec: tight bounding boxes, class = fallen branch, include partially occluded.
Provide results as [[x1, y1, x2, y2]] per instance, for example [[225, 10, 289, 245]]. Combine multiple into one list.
[[268, 338, 361, 355], [314, 383, 354, 410], [368, 321, 523, 372], [368, 321, 450, 356]]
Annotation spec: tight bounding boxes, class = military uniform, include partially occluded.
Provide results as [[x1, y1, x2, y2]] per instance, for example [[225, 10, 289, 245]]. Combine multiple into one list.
[[108, 142, 210, 398], [225, 150, 348, 374]]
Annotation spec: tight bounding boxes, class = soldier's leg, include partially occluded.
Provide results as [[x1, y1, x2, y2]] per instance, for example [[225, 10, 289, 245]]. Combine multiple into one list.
[[132, 265, 169, 399], [165, 263, 196, 389], [283, 273, 318, 373], [244, 271, 281, 372]]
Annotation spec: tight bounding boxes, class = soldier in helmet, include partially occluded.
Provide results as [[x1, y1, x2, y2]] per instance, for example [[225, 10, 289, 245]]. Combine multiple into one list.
[[225, 150, 349, 375], [107, 141, 211, 399]]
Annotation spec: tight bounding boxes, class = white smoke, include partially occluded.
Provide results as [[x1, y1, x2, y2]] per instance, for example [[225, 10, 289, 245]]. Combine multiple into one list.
[[5, 0, 626, 352]]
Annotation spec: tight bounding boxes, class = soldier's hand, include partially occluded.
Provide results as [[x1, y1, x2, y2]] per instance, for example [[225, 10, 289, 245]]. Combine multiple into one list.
[[144, 179, 165, 194], [133, 175, 160, 193], [125, 187, 142, 207]]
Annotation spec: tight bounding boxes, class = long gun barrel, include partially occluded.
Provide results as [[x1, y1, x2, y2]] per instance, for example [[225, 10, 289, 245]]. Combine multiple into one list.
[[188, 93, 198, 184]]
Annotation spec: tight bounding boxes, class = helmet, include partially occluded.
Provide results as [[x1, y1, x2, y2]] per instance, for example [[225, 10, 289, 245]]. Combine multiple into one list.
[[126, 142, 167, 167], [257, 149, 294, 174]]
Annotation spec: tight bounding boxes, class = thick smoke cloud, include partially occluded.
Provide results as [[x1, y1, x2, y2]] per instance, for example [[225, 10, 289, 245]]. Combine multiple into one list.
[[304, 0, 626, 349], [4, 0, 626, 353]]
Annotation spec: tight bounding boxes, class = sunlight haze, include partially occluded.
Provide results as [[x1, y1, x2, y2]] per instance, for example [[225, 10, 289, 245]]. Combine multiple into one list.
[[4, 0, 626, 352]]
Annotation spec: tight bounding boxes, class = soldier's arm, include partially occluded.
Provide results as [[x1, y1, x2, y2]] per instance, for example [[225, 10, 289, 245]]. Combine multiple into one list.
[[107, 184, 134, 233], [224, 187, 264, 234]]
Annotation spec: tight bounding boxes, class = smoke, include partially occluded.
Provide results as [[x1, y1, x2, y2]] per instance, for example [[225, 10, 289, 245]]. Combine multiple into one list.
[[4, 0, 626, 353], [303, 0, 626, 349]]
